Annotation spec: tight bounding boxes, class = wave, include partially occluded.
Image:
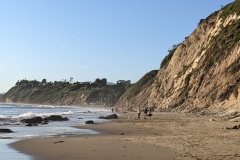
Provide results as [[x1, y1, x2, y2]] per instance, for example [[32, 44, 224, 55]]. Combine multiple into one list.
[[0, 115, 8, 119], [0, 104, 112, 125], [16, 104, 56, 109], [11, 110, 75, 119]]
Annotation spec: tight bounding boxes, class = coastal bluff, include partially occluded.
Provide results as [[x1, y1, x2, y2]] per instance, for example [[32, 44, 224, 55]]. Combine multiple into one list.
[[1, 78, 131, 106], [115, 1, 240, 115]]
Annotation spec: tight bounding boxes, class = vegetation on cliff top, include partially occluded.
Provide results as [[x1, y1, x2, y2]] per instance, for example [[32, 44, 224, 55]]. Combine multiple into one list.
[[198, 0, 240, 26], [2, 78, 132, 106], [160, 44, 179, 69], [204, 19, 240, 72], [221, 0, 240, 20], [121, 70, 158, 100]]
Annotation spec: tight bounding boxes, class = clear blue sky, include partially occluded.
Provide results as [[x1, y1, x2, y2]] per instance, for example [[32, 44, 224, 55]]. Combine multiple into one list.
[[0, 0, 234, 93]]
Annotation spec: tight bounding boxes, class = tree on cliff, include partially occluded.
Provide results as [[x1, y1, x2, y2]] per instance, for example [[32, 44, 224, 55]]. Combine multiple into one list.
[[42, 79, 47, 84], [94, 78, 107, 86]]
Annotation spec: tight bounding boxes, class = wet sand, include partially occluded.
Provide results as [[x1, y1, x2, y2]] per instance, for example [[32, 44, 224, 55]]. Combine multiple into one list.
[[11, 111, 240, 160]]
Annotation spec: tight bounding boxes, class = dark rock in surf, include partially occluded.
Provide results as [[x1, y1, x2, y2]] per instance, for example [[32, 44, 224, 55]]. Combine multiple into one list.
[[21, 116, 43, 124], [106, 114, 118, 119], [26, 123, 33, 126], [98, 114, 118, 119], [85, 120, 94, 124], [43, 115, 68, 121], [0, 128, 13, 133]]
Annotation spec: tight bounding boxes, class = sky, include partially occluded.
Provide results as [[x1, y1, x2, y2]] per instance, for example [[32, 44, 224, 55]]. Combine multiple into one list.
[[0, 0, 235, 93]]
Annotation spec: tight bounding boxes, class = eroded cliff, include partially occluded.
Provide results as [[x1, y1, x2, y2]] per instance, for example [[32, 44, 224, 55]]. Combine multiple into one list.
[[116, 1, 240, 114]]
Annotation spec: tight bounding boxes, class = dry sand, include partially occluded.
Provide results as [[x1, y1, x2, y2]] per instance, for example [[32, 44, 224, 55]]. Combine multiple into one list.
[[11, 111, 240, 160]]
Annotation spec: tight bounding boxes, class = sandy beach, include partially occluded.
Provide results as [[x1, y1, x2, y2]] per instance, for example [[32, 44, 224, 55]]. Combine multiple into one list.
[[11, 111, 240, 160]]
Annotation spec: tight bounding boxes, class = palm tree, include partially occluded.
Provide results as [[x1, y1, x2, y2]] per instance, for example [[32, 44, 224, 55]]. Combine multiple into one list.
[[70, 77, 73, 83]]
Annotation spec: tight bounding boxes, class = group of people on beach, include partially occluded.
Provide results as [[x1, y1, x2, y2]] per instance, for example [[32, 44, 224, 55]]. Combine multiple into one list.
[[138, 107, 152, 121]]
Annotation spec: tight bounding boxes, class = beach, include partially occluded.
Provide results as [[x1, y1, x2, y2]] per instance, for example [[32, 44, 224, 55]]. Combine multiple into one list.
[[11, 111, 240, 160]]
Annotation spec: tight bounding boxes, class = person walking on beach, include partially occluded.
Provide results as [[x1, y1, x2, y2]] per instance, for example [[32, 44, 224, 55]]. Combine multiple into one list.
[[144, 107, 148, 118], [137, 107, 141, 119], [148, 108, 152, 121]]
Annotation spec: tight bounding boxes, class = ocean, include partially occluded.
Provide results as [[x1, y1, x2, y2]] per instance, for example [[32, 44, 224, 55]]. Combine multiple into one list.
[[0, 103, 113, 159]]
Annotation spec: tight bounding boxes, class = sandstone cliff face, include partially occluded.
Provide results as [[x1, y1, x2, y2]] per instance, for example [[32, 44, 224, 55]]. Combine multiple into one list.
[[115, 70, 158, 110], [116, 1, 240, 114]]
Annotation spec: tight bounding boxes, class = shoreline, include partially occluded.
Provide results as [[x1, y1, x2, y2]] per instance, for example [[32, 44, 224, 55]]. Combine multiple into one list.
[[11, 111, 240, 160]]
